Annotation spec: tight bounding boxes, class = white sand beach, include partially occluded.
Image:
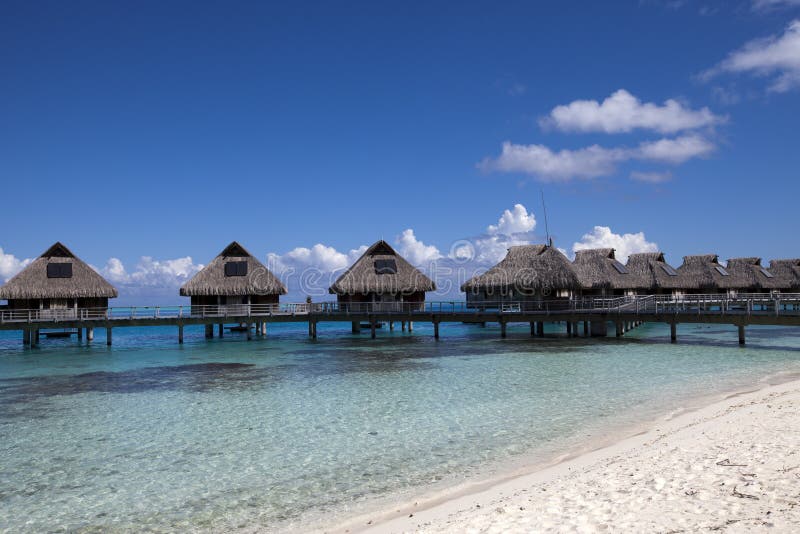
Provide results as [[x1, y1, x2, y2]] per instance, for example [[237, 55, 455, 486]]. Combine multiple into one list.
[[340, 378, 800, 533]]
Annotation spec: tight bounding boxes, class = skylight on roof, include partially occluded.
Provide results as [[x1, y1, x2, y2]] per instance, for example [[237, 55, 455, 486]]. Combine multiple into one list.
[[611, 260, 628, 274], [661, 264, 678, 276], [715, 265, 730, 276], [759, 267, 774, 278]]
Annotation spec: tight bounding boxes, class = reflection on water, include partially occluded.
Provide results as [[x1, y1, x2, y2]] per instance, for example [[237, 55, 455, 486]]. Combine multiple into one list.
[[0, 321, 799, 532]]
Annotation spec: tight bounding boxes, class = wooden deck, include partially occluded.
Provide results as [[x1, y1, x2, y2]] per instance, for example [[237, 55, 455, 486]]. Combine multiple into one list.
[[2, 294, 800, 347]]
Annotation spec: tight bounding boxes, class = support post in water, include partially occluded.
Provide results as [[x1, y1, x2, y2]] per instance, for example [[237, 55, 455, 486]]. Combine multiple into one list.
[[352, 321, 361, 334], [261, 322, 267, 336], [530, 322, 535, 337], [218, 324, 224, 338], [583, 321, 589, 337], [670, 322, 677, 343], [77, 328, 83, 340], [247, 323, 252, 341], [738, 324, 746, 345], [370, 320, 376, 339], [87, 327, 94, 342], [566, 322, 572, 336], [500, 320, 507, 338], [389, 321, 394, 331], [205, 324, 213, 338], [106, 327, 112, 346], [433, 320, 440, 340], [178, 325, 184, 344]]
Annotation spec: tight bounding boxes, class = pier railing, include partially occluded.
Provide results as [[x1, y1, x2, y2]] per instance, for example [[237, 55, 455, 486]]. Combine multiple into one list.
[[2, 293, 800, 325]]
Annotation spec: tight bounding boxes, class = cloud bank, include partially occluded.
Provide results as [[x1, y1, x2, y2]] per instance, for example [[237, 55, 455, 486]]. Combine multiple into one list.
[[572, 226, 659, 263], [540, 89, 723, 134], [703, 20, 800, 93]]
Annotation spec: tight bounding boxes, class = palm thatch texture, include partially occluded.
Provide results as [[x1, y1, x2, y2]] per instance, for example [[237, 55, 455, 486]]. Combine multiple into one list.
[[724, 257, 784, 291], [572, 248, 633, 295], [768, 259, 800, 291], [625, 252, 685, 293], [0, 242, 117, 308], [180, 241, 287, 301], [329, 240, 436, 300], [461, 244, 579, 299], [674, 254, 731, 292]]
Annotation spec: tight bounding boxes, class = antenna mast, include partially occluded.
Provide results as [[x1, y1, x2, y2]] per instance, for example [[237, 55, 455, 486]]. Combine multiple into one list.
[[540, 189, 552, 247]]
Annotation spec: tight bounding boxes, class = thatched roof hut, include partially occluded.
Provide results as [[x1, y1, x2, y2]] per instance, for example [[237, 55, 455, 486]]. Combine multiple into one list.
[[674, 254, 729, 292], [724, 257, 783, 291], [0, 242, 117, 305], [768, 259, 800, 291], [625, 252, 684, 293], [180, 241, 286, 300], [461, 244, 579, 297], [572, 248, 631, 293], [329, 240, 435, 298]]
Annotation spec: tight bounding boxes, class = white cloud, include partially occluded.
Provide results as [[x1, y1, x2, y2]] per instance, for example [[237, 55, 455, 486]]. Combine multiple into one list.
[[702, 20, 800, 92], [540, 89, 723, 134], [0, 247, 31, 282], [487, 203, 537, 234], [101, 256, 203, 287], [630, 170, 673, 183], [572, 226, 658, 263], [752, 0, 800, 10], [455, 204, 539, 265], [396, 229, 442, 265], [267, 243, 368, 273], [636, 134, 715, 164], [479, 134, 714, 181]]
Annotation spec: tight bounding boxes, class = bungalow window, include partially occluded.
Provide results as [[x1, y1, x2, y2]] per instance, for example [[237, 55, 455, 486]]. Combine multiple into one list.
[[46, 263, 73, 278], [557, 289, 571, 298], [374, 259, 397, 274], [224, 261, 248, 277]]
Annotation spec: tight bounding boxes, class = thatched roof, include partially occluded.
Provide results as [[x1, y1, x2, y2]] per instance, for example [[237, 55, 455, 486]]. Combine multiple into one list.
[[625, 252, 685, 291], [572, 248, 631, 290], [329, 240, 436, 295], [674, 254, 729, 290], [180, 241, 287, 297], [0, 242, 118, 300], [461, 244, 580, 293], [768, 259, 800, 290], [724, 257, 784, 291]]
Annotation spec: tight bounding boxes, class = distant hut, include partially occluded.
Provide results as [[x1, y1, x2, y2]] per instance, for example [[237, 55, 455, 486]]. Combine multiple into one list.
[[329, 240, 435, 311], [768, 259, 800, 292], [0, 242, 117, 317], [462, 244, 579, 308], [724, 258, 782, 294], [625, 252, 685, 295], [572, 248, 633, 297], [675, 254, 730, 295], [180, 241, 286, 313]]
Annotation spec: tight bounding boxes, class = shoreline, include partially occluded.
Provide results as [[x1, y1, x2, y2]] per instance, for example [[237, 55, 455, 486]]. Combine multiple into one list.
[[325, 372, 800, 533]]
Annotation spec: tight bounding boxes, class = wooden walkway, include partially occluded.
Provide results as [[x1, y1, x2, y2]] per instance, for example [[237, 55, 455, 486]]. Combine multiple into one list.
[[2, 294, 800, 347]]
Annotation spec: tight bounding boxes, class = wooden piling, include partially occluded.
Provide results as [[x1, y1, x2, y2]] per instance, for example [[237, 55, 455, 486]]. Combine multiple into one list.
[[433, 321, 440, 340], [738, 325, 745, 345], [218, 324, 224, 338], [205, 324, 213, 338], [670, 322, 677, 343], [106, 327, 112, 346], [178, 325, 184, 344], [500, 320, 507, 338]]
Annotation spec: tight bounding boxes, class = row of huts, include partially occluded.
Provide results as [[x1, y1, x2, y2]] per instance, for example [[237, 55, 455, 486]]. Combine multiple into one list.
[[1, 241, 799, 313]]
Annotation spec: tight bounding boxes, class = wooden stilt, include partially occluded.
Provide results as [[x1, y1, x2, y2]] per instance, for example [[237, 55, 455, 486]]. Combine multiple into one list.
[[670, 322, 677, 343], [389, 321, 394, 331], [178, 325, 184, 344], [218, 324, 224, 338], [566, 322, 572, 336], [77, 328, 83, 340], [433, 321, 440, 340], [205, 324, 213, 338], [261, 322, 267, 335], [247, 323, 252, 341], [401, 321, 406, 332], [106, 327, 112, 346], [352, 321, 361, 334], [500, 321, 507, 338], [738, 325, 745, 345], [408, 321, 413, 332], [583, 321, 589, 337], [536, 322, 544, 337], [530, 322, 535, 336], [23, 329, 30, 346], [87, 327, 94, 341], [370, 321, 376, 339]]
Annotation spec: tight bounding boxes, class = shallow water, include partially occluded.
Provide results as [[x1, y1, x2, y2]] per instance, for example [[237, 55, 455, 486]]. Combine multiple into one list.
[[1, 320, 800, 532]]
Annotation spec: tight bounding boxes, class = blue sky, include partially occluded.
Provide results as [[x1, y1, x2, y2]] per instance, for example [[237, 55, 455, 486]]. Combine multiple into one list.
[[1, 0, 799, 302]]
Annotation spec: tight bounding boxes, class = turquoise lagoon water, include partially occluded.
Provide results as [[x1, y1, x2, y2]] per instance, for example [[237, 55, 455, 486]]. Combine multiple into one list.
[[2, 320, 800, 532]]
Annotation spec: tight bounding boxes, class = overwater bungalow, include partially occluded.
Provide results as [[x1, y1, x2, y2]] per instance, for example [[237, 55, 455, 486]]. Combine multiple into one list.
[[624, 252, 684, 296], [0, 242, 117, 317], [572, 248, 633, 297], [462, 244, 579, 309], [674, 254, 730, 295], [723, 258, 783, 294], [180, 241, 286, 336], [768, 259, 800, 292], [329, 240, 435, 312]]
